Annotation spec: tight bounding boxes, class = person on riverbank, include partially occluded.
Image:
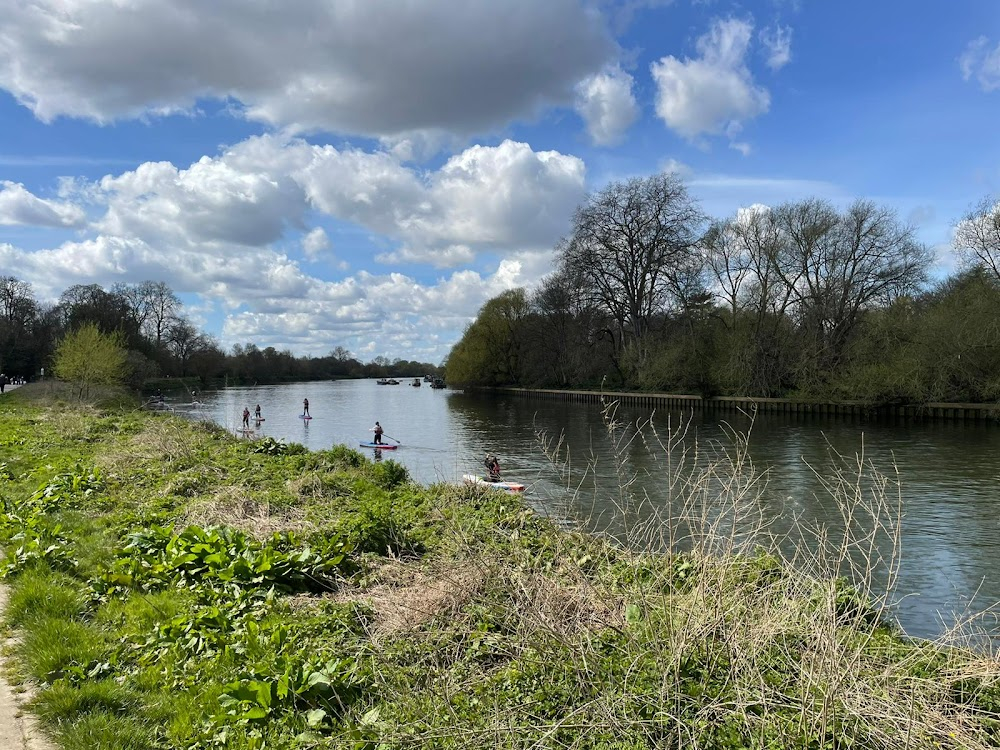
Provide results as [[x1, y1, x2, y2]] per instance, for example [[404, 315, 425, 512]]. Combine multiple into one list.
[[372, 421, 384, 444], [0, 374, 7, 394], [484, 453, 501, 482], [242, 407, 251, 429], [303, 398, 310, 417]]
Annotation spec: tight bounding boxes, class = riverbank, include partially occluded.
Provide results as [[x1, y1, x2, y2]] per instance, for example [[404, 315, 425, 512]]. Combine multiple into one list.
[[491, 386, 1000, 422], [1, 384, 999, 749]]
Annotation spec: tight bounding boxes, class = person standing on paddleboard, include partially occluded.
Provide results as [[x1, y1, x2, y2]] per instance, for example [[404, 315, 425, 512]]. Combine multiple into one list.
[[485, 453, 501, 482], [254, 404, 262, 420], [242, 407, 251, 429], [372, 421, 384, 444], [303, 398, 310, 417]]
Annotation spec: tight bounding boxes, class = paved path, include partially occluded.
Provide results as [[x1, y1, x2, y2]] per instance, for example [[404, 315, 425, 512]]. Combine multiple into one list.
[[0, 586, 55, 750]]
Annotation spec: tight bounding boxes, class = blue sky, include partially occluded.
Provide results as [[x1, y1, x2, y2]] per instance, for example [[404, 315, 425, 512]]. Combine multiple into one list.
[[1, 0, 998, 364]]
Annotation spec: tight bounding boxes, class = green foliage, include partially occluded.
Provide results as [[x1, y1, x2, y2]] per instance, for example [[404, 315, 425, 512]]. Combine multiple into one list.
[[370, 458, 409, 489], [95, 524, 354, 598], [53, 323, 130, 399]]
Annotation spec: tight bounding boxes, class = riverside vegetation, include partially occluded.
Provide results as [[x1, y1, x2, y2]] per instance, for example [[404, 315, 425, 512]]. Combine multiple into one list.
[[1, 383, 999, 749]]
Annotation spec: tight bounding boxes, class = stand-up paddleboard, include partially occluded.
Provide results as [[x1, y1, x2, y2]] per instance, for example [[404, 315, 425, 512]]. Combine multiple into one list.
[[359, 441, 398, 450], [254, 418, 266, 422], [299, 414, 312, 420], [462, 474, 526, 493]]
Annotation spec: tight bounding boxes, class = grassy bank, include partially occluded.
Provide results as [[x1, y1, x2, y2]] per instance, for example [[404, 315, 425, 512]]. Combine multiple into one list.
[[1, 384, 998, 749]]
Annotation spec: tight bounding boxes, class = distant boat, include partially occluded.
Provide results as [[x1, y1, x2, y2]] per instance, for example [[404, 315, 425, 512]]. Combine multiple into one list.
[[430, 378, 446, 389], [411, 378, 421, 387]]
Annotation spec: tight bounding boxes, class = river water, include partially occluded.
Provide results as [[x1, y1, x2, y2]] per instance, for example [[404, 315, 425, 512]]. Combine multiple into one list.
[[169, 379, 1000, 644]]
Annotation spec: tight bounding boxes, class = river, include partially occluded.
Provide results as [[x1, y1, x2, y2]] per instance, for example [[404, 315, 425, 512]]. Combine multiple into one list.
[[168, 378, 1000, 645]]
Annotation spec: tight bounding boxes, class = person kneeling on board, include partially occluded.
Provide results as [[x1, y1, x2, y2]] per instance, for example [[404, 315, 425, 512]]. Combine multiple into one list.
[[484, 453, 501, 482]]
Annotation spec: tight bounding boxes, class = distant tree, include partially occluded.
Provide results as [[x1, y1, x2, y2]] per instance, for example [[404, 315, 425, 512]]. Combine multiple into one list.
[[559, 172, 705, 361], [58, 284, 143, 349], [167, 318, 212, 376], [113, 280, 181, 348], [0, 276, 39, 377], [53, 323, 129, 399], [953, 196, 1000, 283], [775, 198, 932, 377]]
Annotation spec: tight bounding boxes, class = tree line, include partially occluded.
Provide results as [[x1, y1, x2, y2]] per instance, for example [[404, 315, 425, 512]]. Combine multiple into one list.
[[446, 173, 1000, 405], [0, 279, 441, 389]]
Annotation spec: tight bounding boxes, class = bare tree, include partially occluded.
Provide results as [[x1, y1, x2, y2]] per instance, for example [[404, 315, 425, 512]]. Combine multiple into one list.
[[776, 198, 932, 371], [167, 318, 211, 376], [113, 280, 181, 347], [953, 195, 1000, 282], [559, 173, 706, 355]]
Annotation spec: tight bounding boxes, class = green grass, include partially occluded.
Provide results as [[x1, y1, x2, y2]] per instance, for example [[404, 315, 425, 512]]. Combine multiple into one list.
[[1, 390, 999, 749]]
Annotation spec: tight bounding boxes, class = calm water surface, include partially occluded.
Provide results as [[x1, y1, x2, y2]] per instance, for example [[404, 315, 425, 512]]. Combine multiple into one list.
[[170, 379, 1000, 643]]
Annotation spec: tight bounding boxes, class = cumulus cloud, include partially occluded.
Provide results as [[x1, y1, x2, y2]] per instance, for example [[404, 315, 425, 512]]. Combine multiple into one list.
[[575, 66, 639, 145], [0, 181, 86, 227], [959, 36, 1000, 91], [759, 24, 792, 70], [0, 0, 614, 136], [302, 228, 331, 260], [2, 135, 587, 360], [650, 17, 770, 143]]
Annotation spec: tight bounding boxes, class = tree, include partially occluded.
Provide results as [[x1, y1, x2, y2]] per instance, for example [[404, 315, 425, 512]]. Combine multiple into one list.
[[57, 284, 143, 349], [53, 323, 129, 399], [775, 198, 932, 375], [953, 196, 1000, 283], [0, 276, 40, 377], [559, 173, 706, 358], [113, 280, 181, 348], [167, 318, 212, 377], [703, 207, 799, 396]]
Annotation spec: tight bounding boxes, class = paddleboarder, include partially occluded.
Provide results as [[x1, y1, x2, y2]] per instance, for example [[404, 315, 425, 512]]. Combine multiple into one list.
[[254, 404, 262, 420], [242, 407, 251, 429], [303, 398, 310, 417], [372, 421, 384, 445], [484, 453, 501, 482]]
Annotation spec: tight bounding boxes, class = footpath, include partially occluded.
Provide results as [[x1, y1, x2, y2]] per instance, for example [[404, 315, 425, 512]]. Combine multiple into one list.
[[0, 384, 54, 749], [0, 586, 54, 750]]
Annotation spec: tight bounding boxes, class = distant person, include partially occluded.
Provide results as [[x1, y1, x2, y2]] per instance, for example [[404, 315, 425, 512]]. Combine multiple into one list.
[[0, 373, 7, 394], [302, 398, 310, 417], [372, 421, 384, 445], [242, 407, 251, 429], [254, 404, 262, 420], [484, 453, 501, 482]]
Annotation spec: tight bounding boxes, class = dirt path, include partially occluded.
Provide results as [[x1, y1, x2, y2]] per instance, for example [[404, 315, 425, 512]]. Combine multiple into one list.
[[0, 585, 55, 750]]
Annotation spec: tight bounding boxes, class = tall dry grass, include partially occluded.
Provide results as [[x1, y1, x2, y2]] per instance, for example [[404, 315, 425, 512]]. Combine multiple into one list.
[[356, 398, 1000, 748]]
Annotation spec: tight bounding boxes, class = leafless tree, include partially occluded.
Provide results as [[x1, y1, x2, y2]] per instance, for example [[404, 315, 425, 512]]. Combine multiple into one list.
[[113, 280, 181, 347], [953, 195, 1000, 283], [776, 198, 932, 370], [559, 173, 706, 355]]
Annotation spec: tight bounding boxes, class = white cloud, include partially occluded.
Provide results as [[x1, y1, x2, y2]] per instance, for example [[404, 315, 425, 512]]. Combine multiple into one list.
[[759, 24, 792, 70], [959, 36, 1000, 92], [302, 228, 331, 260], [2, 135, 587, 362], [575, 66, 639, 145], [0, 181, 86, 227], [0, 0, 614, 137], [650, 18, 770, 142]]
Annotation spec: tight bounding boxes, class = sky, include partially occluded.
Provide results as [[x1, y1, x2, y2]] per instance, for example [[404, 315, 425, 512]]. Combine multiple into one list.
[[1, 0, 998, 365]]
